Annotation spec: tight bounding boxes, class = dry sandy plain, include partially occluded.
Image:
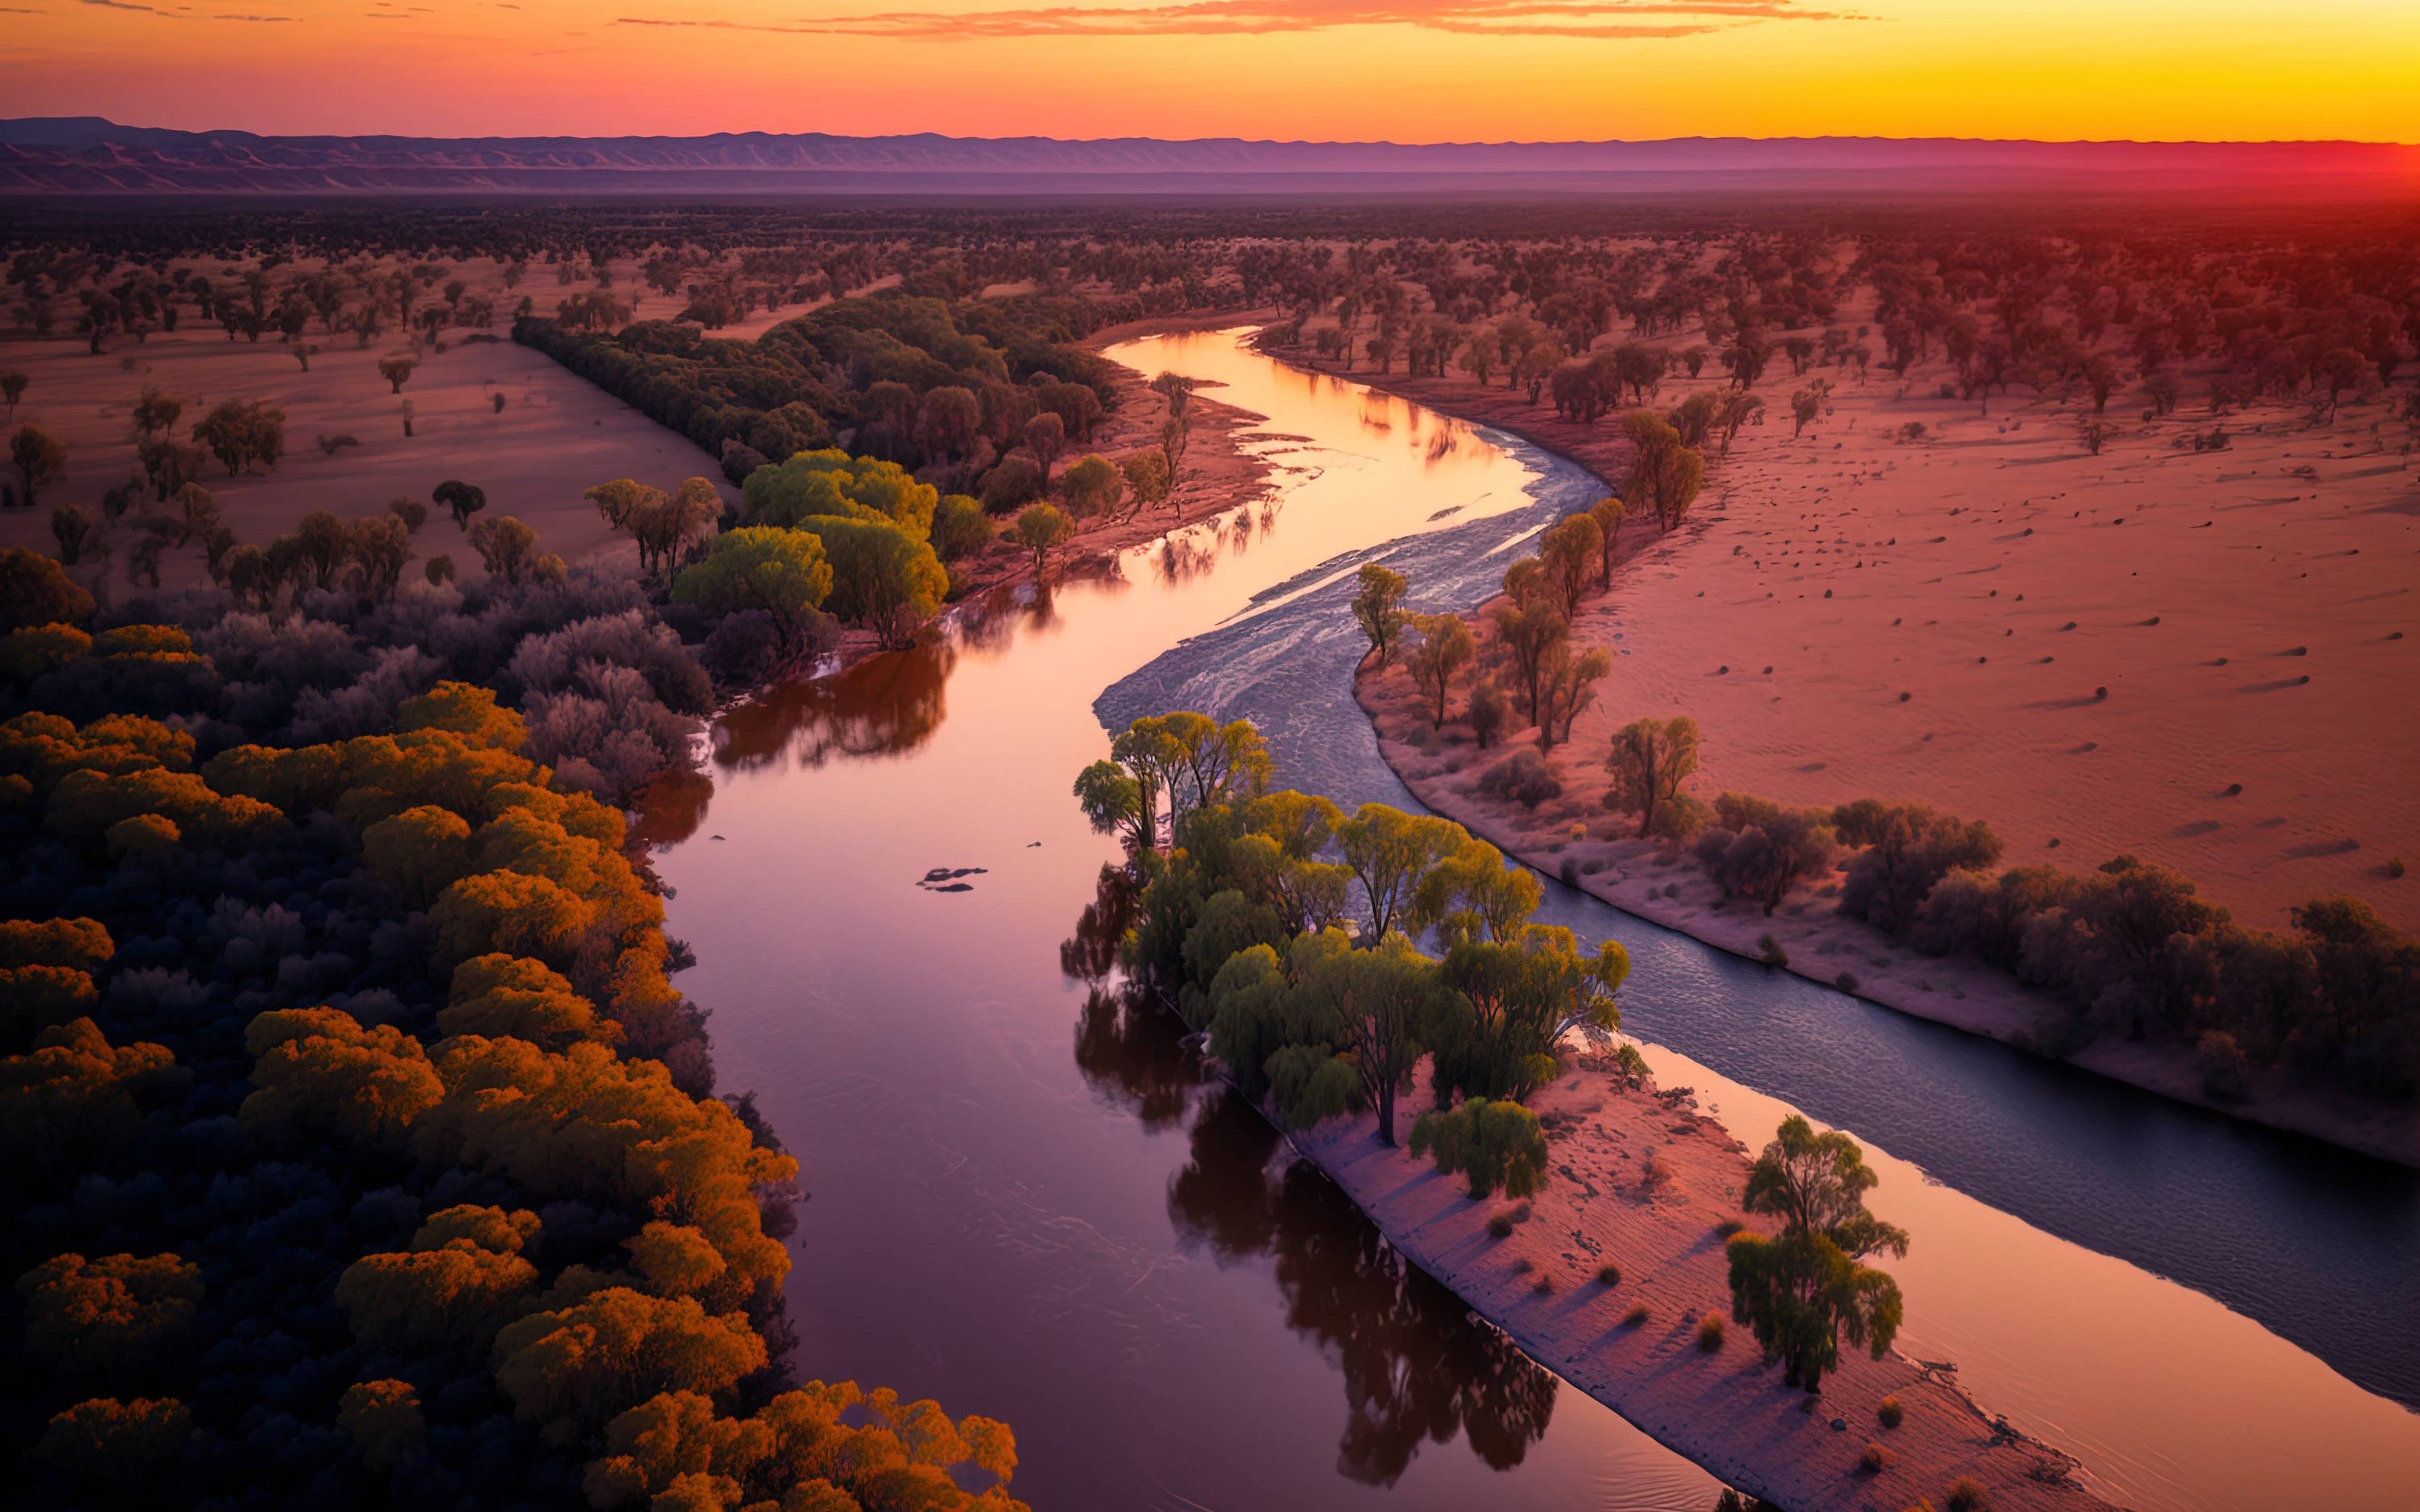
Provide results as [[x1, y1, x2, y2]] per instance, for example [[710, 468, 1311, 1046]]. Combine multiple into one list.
[[1312, 339, 2419, 936], [0, 319, 740, 597]]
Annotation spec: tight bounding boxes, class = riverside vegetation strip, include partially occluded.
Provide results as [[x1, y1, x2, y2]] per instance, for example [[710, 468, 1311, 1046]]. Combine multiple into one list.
[[1072, 707, 2118, 1511]]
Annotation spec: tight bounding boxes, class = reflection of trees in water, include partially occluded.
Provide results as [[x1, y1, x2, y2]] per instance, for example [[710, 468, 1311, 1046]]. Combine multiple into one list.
[[1060, 863, 1137, 984], [1154, 529, 1220, 586], [1072, 986, 1195, 1132], [632, 765, 716, 848], [1170, 1093, 1560, 1486], [1063, 864, 1558, 1488], [710, 639, 958, 773]]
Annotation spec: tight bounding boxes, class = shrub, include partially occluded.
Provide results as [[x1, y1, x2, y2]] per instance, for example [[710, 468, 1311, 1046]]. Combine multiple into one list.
[[1757, 934, 1788, 967], [2194, 1030, 2252, 1104], [1486, 1211, 1517, 1239], [1835, 972, 1859, 993], [1861, 1442, 1896, 1473], [1467, 678, 1508, 748], [1410, 1097, 1549, 1199], [1478, 748, 1562, 809], [2388, 857, 2407, 880], [1877, 1394, 1903, 1428], [1696, 793, 1838, 914], [1713, 1218, 1744, 1239], [1946, 1478, 1989, 1512], [1696, 1313, 1725, 1352], [1532, 1273, 1555, 1295], [1596, 1262, 1621, 1286], [1622, 1303, 1650, 1327], [1510, 1256, 1533, 1275]]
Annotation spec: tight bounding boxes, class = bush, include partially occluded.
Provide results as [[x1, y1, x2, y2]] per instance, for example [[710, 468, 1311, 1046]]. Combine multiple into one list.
[[2195, 1030, 2252, 1104], [1877, 1394, 1903, 1428], [1713, 1218, 1744, 1239], [1486, 1211, 1517, 1239], [1410, 1097, 1550, 1199], [1596, 1262, 1621, 1286], [1696, 793, 1837, 914], [1757, 934, 1788, 967], [1467, 678, 1508, 748], [1696, 1313, 1725, 1352], [1622, 1303, 1650, 1327], [1532, 1272, 1555, 1295], [1946, 1478, 1989, 1512], [1477, 748, 1562, 809], [1861, 1442, 1896, 1472]]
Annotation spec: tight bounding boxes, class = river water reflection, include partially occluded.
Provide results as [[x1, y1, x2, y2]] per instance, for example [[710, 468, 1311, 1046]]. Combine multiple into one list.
[[649, 329, 2418, 1512]]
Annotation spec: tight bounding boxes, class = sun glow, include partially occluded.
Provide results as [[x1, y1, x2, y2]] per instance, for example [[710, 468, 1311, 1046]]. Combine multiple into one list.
[[6, 0, 2415, 140]]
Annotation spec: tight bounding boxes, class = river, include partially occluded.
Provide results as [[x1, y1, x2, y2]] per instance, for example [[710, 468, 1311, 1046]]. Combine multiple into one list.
[[646, 327, 2420, 1512]]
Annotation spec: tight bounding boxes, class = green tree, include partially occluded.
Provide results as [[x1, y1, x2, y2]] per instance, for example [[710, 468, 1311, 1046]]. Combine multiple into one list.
[[1014, 502, 1073, 575], [1725, 1116, 1909, 1392], [1404, 612, 1475, 728], [1538, 512, 1601, 619], [928, 493, 991, 562], [1289, 931, 1454, 1146], [11, 425, 69, 510], [377, 356, 416, 393], [1489, 596, 1567, 727], [1060, 452, 1123, 519], [1604, 715, 1701, 837], [1351, 561, 1409, 669], [1121, 448, 1171, 510], [1336, 802, 1461, 942], [742, 449, 937, 539], [587, 476, 721, 584], [672, 527, 833, 654], [1622, 410, 1706, 531], [1588, 496, 1628, 586], [800, 514, 949, 647], [467, 515, 540, 584], [1410, 1097, 1549, 1198], [1534, 640, 1611, 750]]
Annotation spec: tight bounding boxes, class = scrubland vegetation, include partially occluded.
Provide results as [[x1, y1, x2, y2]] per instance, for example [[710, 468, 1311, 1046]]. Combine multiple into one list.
[[0, 545, 1024, 1509]]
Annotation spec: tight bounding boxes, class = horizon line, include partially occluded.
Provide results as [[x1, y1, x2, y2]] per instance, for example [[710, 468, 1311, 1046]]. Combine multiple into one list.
[[15, 116, 2420, 150]]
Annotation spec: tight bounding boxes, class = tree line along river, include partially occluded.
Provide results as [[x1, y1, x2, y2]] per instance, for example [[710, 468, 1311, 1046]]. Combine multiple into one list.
[[644, 327, 2420, 1512]]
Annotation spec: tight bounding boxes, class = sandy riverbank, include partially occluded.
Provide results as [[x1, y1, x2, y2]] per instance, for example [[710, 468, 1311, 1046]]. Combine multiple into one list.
[[1262, 335, 2420, 935], [1358, 660, 2420, 1168], [1293, 1052, 2118, 1512], [1268, 323, 2419, 1165]]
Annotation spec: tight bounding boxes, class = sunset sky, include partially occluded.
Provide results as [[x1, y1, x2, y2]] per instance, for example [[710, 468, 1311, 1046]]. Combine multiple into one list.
[[7, 0, 2417, 143]]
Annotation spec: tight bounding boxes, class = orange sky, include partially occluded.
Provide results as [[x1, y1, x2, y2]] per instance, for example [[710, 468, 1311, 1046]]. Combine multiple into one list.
[[7, 0, 2417, 142]]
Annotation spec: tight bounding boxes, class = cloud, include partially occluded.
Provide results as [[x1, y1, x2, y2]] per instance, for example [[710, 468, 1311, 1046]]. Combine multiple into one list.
[[75, 0, 297, 15], [618, 1, 1855, 42]]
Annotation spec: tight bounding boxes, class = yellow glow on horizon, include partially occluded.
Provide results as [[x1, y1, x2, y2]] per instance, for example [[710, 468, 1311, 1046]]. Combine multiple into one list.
[[6, 0, 2416, 143]]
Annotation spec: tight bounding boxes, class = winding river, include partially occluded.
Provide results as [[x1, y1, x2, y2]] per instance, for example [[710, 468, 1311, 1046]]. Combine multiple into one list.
[[646, 329, 2420, 1512]]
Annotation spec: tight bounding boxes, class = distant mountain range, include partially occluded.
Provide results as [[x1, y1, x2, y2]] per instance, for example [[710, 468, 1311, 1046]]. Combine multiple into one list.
[[4, 118, 2414, 197]]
